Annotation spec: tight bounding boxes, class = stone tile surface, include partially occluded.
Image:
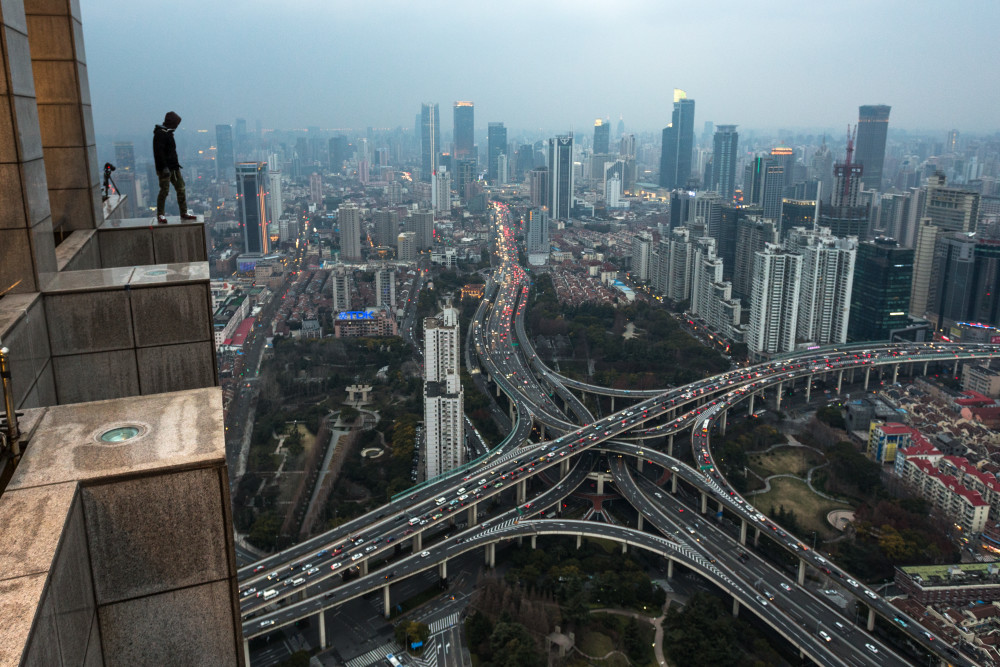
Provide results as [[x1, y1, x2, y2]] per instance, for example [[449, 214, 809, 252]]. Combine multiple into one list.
[[130, 283, 210, 347], [82, 466, 229, 604], [7, 386, 224, 489], [98, 580, 237, 667], [52, 349, 139, 404], [44, 287, 133, 354], [0, 573, 52, 665], [137, 341, 216, 395], [97, 227, 155, 268], [0, 482, 77, 580]]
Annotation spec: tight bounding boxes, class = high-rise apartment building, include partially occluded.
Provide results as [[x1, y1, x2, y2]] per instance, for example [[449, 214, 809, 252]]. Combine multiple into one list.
[[237, 162, 271, 255], [397, 231, 417, 262], [329, 136, 349, 173], [337, 202, 362, 261], [453, 101, 475, 162], [855, 105, 891, 191], [375, 266, 396, 309], [593, 118, 610, 154], [421, 103, 440, 181], [487, 122, 507, 183], [309, 172, 323, 209], [408, 210, 435, 250], [215, 124, 235, 181], [711, 125, 738, 203], [689, 237, 743, 343], [424, 310, 464, 478], [455, 158, 476, 204], [659, 89, 695, 189], [331, 266, 352, 311], [848, 238, 914, 342], [927, 233, 1000, 331], [530, 167, 550, 209], [787, 227, 857, 346], [733, 217, 779, 301], [631, 231, 654, 282], [526, 208, 550, 255], [269, 170, 283, 221], [548, 134, 574, 220], [761, 163, 785, 221], [433, 167, 451, 213], [747, 244, 803, 356], [374, 209, 399, 248]]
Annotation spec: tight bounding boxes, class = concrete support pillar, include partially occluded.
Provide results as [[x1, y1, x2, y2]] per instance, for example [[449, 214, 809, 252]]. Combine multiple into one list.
[[610, 396, 615, 412], [717, 500, 724, 514], [496, 383, 501, 397], [805, 380, 811, 402], [748, 392, 755, 416], [318, 608, 327, 646], [576, 534, 582, 550], [867, 606, 876, 631], [671, 474, 678, 494], [621, 542, 627, 554], [539, 424, 545, 440], [596, 476, 604, 495], [467, 504, 477, 527], [560, 458, 569, 476], [719, 409, 727, 435], [667, 434, 674, 457], [517, 536, 522, 546], [954, 359, 960, 376], [775, 382, 783, 411], [850, 367, 855, 383], [383, 586, 391, 619], [530, 535, 537, 549], [517, 479, 526, 504], [864, 365, 871, 390], [509, 401, 515, 421], [923, 360, 929, 376], [361, 559, 368, 576], [244, 640, 251, 666], [667, 559, 674, 579], [413, 532, 422, 552], [797, 559, 806, 586], [439, 559, 447, 580], [837, 369, 843, 394], [754, 528, 760, 546], [485, 543, 495, 568], [732, 598, 740, 618], [892, 363, 899, 385], [700, 492, 708, 514], [740, 519, 748, 545], [637, 457, 644, 473], [637, 514, 644, 531]]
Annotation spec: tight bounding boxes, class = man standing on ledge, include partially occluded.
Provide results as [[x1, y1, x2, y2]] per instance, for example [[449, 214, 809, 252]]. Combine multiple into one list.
[[153, 111, 196, 223]]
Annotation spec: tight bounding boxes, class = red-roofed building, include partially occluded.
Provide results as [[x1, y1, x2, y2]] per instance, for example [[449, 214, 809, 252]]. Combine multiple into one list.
[[901, 458, 990, 533], [893, 433, 943, 477], [867, 422, 916, 463]]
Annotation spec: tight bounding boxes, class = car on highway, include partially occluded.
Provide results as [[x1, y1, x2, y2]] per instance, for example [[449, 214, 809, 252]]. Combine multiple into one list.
[[818, 630, 831, 642], [865, 643, 878, 654], [779, 583, 792, 592], [420, 551, 431, 558]]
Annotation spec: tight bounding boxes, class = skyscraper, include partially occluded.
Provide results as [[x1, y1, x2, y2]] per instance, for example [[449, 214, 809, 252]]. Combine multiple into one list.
[[927, 233, 1000, 331], [659, 89, 695, 189], [453, 101, 475, 162], [761, 163, 785, 221], [548, 134, 574, 220], [855, 105, 891, 191], [848, 238, 914, 342], [236, 162, 271, 254], [530, 167, 550, 209], [397, 231, 417, 262], [329, 136, 349, 173], [309, 172, 323, 209], [433, 167, 451, 213], [747, 244, 803, 356], [711, 125, 738, 203], [338, 202, 362, 261], [424, 309, 464, 478], [631, 231, 654, 282], [373, 209, 399, 248], [421, 103, 440, 181], [788, 227, 857, 346], [487, 122, 507, 183], [331, 266, 352, 311], [810, 137, 833, 203], [215, 124, 235, 181], [375, 266, 396, 309], [593, 118, 610, 154]]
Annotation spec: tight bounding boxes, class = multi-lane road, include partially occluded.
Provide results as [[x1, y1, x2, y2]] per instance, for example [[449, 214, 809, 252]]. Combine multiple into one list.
[[239, 200, 988, 666]]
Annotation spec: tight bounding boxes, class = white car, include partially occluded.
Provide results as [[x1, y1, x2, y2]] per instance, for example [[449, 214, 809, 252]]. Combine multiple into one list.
[[818, 630, 831, 643], [845, 578, 859, 588], [864, 589, 877, 600], [420, 551, 431, 558], [865, 643, 878, 654], [351, 553, 362, 561], [779, 583, 792, 592]]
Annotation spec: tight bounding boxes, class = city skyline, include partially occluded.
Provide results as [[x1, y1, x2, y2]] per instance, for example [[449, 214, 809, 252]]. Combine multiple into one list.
[[82, 1, 1000, 137]]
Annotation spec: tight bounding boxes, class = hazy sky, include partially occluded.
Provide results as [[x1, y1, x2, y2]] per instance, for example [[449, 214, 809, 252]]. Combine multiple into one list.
[[83, 0, 999, 139]]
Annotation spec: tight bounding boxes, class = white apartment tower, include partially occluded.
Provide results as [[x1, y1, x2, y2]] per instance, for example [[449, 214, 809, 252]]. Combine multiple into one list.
[[424, 309, 465, 478], [787, 227, 858, 346], [338, 202, 362, 261], [631, 231, 653, 282], [375, 266, 396, 309], [747, 244, 802, 356], [331, 266, 352, 312]]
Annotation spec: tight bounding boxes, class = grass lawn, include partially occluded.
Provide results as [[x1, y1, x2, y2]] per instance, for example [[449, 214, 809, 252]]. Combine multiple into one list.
[[748, 446, 824, 478], [577, 631, 615, 658], [749, 477, 851, 539]]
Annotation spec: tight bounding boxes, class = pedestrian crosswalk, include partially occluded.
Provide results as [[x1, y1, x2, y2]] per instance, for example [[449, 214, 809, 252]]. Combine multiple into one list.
[[428, 612, 460, 635], [344, 641, 403, 667]]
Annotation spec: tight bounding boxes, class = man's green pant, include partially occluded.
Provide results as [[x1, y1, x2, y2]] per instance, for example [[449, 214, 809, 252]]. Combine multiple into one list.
[[157, 168, 187, 216]]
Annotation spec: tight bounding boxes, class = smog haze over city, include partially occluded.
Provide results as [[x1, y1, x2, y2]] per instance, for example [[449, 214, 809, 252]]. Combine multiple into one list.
[[84, 0, 999, 136]]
